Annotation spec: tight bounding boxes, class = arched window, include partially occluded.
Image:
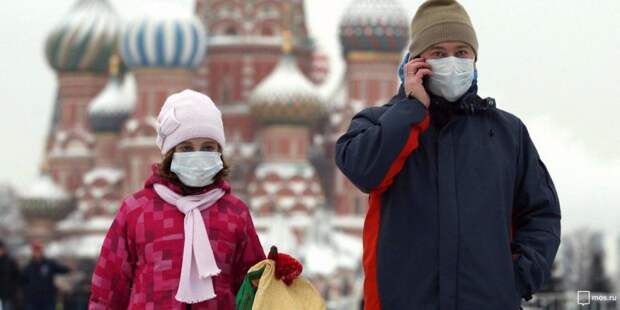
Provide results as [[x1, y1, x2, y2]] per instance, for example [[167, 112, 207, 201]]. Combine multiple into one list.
[[261, 27, 274, 36], [225, 26, 237, 35], [65, 139, 89, 156], [220, 77, 233, 104]]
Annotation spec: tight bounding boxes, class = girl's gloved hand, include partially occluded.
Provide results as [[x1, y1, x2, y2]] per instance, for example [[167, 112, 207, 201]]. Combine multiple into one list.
[[268, 246, 303, 286]]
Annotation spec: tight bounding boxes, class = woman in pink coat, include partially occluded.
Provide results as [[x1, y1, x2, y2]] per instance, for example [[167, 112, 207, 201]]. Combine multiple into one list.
[[89, 90, 265, 309]]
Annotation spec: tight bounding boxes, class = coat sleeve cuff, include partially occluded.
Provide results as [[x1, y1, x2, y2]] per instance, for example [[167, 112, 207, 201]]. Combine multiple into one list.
[[514, 256, 533, 301], [377, 97, 428, 130]]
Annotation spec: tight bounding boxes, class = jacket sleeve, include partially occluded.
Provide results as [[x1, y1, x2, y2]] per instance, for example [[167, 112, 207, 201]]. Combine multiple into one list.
[[511, 121, 561, 301], [232, 206, 266, 294], [19, 264, 30, 287], [9, 258, 20, 297], [335, 94, 430, 193], [52, 260, 70, 275], [88, 202, 136, 310]]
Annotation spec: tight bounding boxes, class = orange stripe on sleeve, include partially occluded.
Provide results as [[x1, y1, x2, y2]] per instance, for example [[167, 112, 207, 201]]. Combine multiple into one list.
[[362, 115, 430, 310]]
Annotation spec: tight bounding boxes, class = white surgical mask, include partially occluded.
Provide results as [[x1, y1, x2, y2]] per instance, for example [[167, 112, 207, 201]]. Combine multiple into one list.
[[170, 151, 223, 187], [426, 56, 475, 102]]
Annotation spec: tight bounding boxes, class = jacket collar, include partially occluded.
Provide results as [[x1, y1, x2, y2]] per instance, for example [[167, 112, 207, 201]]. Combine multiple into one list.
[[397, 81, 496, 114]]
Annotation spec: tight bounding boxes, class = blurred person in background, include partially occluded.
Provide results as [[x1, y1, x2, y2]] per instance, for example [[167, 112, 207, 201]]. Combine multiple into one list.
[[336, 0, 561, 309], [0, 240, 19, 310], [21, 240, 70, 310]]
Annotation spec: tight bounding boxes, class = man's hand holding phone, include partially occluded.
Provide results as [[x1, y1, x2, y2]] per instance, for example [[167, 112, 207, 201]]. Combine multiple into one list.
[[404, 57, 432, 109]]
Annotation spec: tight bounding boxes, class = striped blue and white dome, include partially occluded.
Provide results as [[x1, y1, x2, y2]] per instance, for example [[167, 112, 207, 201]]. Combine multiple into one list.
[[120, 2, 207, 69]]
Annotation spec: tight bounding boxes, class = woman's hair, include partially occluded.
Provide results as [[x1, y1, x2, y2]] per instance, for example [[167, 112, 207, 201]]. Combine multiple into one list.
[[158, 146, 230, 192]]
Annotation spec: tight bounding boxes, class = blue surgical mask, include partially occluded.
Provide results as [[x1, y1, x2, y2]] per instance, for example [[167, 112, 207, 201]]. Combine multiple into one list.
[[170, 151, 223, 187], [426, 56, 475, 102], [397, 52, 479, 101]]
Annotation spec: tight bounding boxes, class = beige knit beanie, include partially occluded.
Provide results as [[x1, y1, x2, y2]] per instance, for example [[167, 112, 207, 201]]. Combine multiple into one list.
[[410, 0, 478, 57]]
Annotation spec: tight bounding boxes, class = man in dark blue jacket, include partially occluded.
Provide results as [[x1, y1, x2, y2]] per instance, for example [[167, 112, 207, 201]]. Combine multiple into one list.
[[21, 241, 70, 310], [0, 240, 20, 310], [335, 1, 561, 309]]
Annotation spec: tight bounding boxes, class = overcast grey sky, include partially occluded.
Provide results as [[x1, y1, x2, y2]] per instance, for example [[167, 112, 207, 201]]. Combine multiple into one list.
[[0, 0, 619, 236]]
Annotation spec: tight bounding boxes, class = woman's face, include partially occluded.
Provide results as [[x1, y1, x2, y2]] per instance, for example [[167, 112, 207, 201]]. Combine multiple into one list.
[[174, 138, 219, 153]]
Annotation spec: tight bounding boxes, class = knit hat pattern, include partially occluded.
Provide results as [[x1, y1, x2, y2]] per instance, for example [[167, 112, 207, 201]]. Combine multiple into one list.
[[410, 0, 478, 57]]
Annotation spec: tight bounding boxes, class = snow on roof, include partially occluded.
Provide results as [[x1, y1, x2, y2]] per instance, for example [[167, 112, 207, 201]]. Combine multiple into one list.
[[20, 175, 69, 201], [249, 196, 269, 209], [255, 162, 315, 179], [125, 118, 138, 132], [208, 35, 282, 47], [289, 181, 307, 194], [319, 67, 347, 103], [331, 232, 363, 259], [89, 73, 136, 116], [224, 142, 258, 159], [250, 161, 325, 211], [250, 195, 322, 211], [83, 168, 124, 185], [47, 234, 106, 258], [118, 136, 158, 148], [57, 214, 113, 232], [340, 0, 408, 28], [330, 113, 344, 126], [263, 182, 282, 195], [53, 127, 95, 144], [122, 116, 157, 134], [240, 143, 257, 158], [300, 236, 361, 275], [301, 243, 338, 276], [254, 209, 363, 276], [251, 55, 321, 106], [331, 216, 364, 229], [219, 103, 250, 114], [287, 213, 312, 227], [257, 213, 298, 255], [122, 73, 137, 101]]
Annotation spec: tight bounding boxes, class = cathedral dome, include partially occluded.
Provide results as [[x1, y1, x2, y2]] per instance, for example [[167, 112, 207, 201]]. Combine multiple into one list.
[[45, 0, 120, 73], [339, 0, 409, 55], [250, 55, 323, 126], [120, 1, 207, 69], [19, 175, 74, 222]]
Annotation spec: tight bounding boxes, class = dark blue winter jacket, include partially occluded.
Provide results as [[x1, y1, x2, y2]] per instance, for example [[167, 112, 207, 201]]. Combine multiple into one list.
[[335, 85, 561, 310], [21, 257, 69, 306]]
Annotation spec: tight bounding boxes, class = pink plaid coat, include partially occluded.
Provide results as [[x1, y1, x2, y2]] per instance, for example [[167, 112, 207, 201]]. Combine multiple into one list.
[[89, 165, 265, 309]]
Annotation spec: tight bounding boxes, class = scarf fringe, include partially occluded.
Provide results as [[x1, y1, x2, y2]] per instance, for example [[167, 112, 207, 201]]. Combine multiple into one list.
[[176, 292, 217, 304], [200, 270, 221, 279]]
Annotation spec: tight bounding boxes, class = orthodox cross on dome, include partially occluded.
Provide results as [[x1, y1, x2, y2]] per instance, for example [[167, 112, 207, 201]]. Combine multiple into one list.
[[108, 54, 120, 77], [280, 2, 293, 55]]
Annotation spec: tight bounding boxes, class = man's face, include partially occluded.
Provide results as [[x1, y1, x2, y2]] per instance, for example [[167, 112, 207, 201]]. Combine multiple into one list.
[[32, 247, 43, 260], [414, 41, 475, 60]]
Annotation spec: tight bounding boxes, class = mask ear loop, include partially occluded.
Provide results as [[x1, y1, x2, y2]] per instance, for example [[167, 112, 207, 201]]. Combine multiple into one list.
[[397, 52, 410, 84]]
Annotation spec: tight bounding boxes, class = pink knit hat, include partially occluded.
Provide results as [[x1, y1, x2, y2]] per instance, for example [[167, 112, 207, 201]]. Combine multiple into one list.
[[156, 90, 226, 155]]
